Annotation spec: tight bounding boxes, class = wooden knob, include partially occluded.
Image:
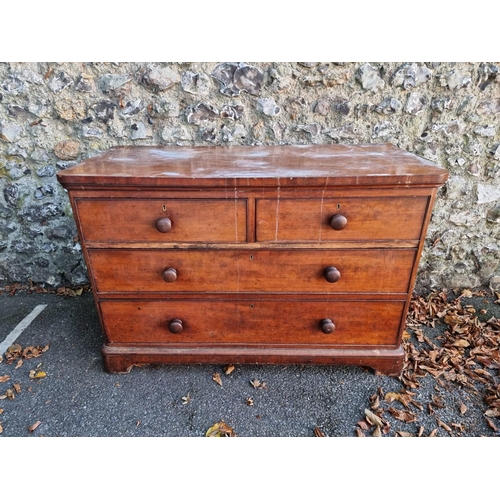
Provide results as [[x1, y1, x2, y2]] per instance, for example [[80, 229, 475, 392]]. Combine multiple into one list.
[[169, 319, 183, 333], [324, 266, 341, 283], [162, 268, 178, 282], [156, 217, 172, 233], [330, 214, 347, 230], [320, 318, 336, 334]]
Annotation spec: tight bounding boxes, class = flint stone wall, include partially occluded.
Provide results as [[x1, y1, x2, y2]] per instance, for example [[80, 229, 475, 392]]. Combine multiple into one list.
[[0, 62, 499, 292]]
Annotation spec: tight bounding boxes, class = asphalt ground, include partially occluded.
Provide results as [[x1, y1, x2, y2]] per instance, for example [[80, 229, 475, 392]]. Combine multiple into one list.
[[1, 288, 499, 438], [1, 287, 497, 498]]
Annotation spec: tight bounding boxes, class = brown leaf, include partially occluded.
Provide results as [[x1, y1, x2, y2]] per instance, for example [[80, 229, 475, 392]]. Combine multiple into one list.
[[13, 383, 21, 394], [418, 426, 425, 437], [436, 418, 452, 434], [396, 431, 414, 437], [388, 407, 417, 423], [246, 397, 254, 406], [224, 364, 235, 375], [15, 359, 23, 369], [0, 423, 2, 434], [250, 379, 267, 389], [212, 373, 222, 386], [181, 393, 191, 405], [314, 427, 326, 437], [485, 417, 498, 432], [459, 402, 468, 415], [453, 339, 470, 348], [357, 419, 370, 431], [364, 409, 383, 427], [372, 426, 382, 437], [0, 375, 10, 383], [28, 420, 41, 433], [484, 408, 500, 418], [429, 428, 438, 437], [206, 421, 236, 437], [370, 393, 380, 410], [355, 428, 365, 437]]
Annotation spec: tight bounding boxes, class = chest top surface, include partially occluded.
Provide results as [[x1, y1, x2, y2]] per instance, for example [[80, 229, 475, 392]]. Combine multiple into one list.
[[57, 143, 448, 189]]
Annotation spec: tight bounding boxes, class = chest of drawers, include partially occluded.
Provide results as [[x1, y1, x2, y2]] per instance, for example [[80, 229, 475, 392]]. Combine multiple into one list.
[[57, 144, 448, 375]]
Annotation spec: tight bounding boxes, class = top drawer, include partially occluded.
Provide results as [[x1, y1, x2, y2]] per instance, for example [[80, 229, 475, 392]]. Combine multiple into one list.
[[256, 196, 428, 242], [75, 198, 247, 244]]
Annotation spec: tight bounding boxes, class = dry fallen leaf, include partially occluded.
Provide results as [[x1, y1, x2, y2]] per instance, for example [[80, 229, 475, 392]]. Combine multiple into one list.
[[0, 375, 10, 383], [246, 397, 254, 406], [212, 373, 223, 386], [224, 364, 235, 375], [459, 402, 468, 415], [436, 418, 452, 434], [314, 427, 326, 437], [250, 379, 267, 389], [372, 426, 382, 437], [181, 393, 191, 405], [364, 409, 383, 428], [28, 420, 41, 433], [418, 426, 425, 437], [29, 370, 47, 379], [485, 417, 498, 432], [0, 423, 3, 434], [205, 421, 236, 437], [396, 431, 414, 437], [388, 407, 417, 423], [356, 428, 365, 437], [13, 383, 21, 394], [429, 428, 438, 437]]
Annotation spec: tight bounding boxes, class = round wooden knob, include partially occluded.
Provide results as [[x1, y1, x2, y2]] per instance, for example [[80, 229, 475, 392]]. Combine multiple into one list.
[[320, 318, 336, 334], [330, 214, 347, 231], [324, 266, 341, 283], [162, 268, 178, 282], [169, 319, 183, 333], [156, 217, 172, 233]]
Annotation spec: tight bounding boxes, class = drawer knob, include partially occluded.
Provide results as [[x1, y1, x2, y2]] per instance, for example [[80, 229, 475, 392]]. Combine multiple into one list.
[[169, 319, 183, 333], [324, 266, 341, 283], [156, 217, 172, 233], [320, 318, 336, 334], [162, 268, 178, 282], [330, 214, 347, 231]]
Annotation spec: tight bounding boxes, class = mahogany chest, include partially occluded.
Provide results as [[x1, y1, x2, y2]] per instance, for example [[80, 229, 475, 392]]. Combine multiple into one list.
[[57, 144, 448, 375]]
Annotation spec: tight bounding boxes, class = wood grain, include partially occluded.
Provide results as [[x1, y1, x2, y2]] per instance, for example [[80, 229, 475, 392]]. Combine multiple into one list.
[[75, 198, 247, 243], [256, 196, 429, 242], [88, 248, 416, 293], [99, 299, 405, 345]]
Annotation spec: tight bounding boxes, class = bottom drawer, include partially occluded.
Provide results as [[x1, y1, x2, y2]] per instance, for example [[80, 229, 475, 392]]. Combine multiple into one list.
[[99, 299, 405, 346]]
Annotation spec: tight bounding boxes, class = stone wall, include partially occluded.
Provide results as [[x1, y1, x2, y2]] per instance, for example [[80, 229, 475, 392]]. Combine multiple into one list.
[[0, 62, 499, 292]]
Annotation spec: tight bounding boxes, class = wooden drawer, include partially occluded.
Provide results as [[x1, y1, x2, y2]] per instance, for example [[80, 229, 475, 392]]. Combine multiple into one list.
[[256, 196, 428, 242], [100, 299, 405, 346], [89, 248, 416, 294], [75, 198, 247, 244]]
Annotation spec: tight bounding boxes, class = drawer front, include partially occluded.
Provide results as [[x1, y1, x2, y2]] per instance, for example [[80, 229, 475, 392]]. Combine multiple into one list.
[[256, 196, 428, 242], [75, 198, 247, 244], [100, 299, 405, 346], [89, 248, 416, 293]]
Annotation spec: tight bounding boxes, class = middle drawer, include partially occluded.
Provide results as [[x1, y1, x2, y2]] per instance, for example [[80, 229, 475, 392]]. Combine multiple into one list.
[[88, 248, 416, 294]]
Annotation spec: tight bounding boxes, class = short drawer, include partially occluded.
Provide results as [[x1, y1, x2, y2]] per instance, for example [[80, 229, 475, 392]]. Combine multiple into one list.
[[89, 248, 416, 294], [75, 198, 247, 244], [99, 299, 405, 346], [256, 196, 428, 242]]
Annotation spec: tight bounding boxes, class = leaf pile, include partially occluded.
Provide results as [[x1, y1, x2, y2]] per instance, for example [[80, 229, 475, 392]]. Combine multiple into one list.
[[358, 289, 500, 436], [2, 343, 49, 367], [0, 281, 91, 297]]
